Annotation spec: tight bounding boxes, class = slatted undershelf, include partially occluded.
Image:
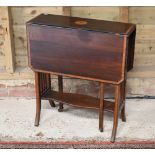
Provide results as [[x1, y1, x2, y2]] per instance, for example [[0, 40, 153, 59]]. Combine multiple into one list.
[[42, 90, 115, 112]]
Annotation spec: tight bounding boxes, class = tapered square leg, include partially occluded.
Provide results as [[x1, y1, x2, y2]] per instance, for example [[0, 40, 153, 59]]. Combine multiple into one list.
[[35, 97, 41, 126], [99, 83, 104, 132], [121, 106, 126, 122], [46, 74, 56, 108], [121, 80, 126, 122], [34, 72, 41, 126], [58, 75, 63, 112], [111, 84, 121, 142]]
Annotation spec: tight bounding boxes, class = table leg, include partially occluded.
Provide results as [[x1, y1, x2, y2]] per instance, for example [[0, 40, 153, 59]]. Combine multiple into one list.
[[99, 83, 104, 132], [58, 75, 63, 112], [121, 80, 126, 122], [34, 72, 41, 126], [111, 84, 121, 142], [46, 73, 56, 107]]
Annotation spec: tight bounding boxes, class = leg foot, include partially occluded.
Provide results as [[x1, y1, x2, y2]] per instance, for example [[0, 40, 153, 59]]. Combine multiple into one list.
[[111, 85, 121, 143], [58, 103, 63, 112], [49, 100, 56, 107], [110, 135, 115, 143], [111, 126, 117, 143], [34, 98, 41, 126], [34, 97, 41, 126], [34, 113, 40, 126], [99, 128, 103, 132]]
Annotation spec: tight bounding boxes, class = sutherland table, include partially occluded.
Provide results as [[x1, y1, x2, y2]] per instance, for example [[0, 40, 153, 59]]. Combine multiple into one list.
[[26, 14, 136, 142]]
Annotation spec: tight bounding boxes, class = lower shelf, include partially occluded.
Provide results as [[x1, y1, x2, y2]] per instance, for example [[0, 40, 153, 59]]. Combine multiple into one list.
[[42, 90, 115, 112]]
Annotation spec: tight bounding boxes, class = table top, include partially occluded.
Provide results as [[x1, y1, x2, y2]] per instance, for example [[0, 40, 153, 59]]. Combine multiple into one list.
[[27, 14, 136, 84], [27, 14, 135, 36]]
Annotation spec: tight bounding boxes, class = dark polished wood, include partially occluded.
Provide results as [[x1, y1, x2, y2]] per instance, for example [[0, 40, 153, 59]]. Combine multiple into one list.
[[121, 80, 126, 122], [127, 29, 136, 71], [42, 89, 115, 112], [58, 75, 63, 112], [28, 24, 124, 83], [27, 14, 136, 84], [34, 72, 41, 126], [49, 100, 56, 107], [27, 14, 134, 36], [111, 84, 121, 142], [46, 73, 56, 107], [26, 14, 136, 142], [99, 83, 104, 132]]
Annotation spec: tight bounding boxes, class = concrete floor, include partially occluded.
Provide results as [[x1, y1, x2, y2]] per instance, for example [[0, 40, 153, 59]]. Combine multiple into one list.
[[0, 98, 155, 142]]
